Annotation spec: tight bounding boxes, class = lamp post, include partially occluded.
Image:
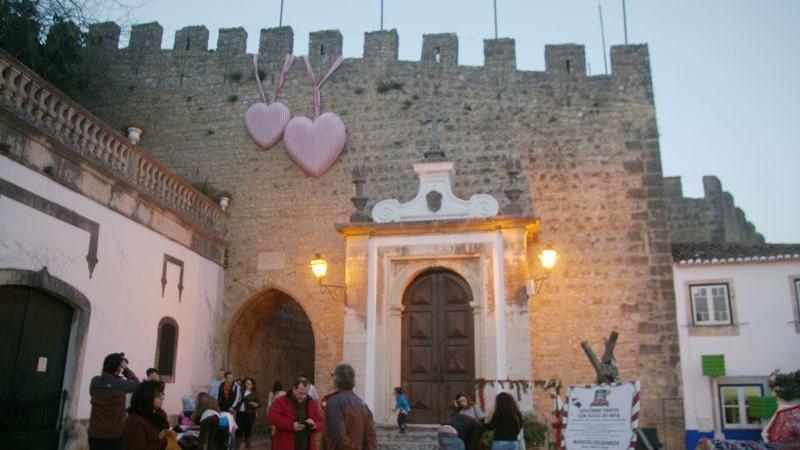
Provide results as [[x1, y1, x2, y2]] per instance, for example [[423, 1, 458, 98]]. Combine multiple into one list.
[[529, 245, 558, 296]]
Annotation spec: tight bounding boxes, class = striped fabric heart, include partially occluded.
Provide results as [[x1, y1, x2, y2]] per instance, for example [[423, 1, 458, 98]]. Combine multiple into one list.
[[245, 101, 290, 149], [283, 112, 347, 178]]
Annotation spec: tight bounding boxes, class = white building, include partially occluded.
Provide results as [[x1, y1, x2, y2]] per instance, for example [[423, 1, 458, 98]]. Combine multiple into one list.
[[0, 54, 227, 448], [672, 243, 800, 449]]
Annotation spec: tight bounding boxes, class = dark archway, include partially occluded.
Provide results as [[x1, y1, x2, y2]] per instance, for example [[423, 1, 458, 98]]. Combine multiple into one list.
[[402, 269, 475, 424], [228, 289, 315, 399]]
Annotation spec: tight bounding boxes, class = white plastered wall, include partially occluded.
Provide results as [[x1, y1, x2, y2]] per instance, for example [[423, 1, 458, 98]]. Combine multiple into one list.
[[0, 155, 224, 423]]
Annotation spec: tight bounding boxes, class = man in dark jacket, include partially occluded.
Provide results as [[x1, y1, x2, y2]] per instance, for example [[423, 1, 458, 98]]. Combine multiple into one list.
[[217, 371, 241, 413], [88, 353, 140, 450], [323, 364, 377, 450]]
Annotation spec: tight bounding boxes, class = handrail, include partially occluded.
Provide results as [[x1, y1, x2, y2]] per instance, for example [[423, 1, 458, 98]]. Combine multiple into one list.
[[0, 49, 227, 239]]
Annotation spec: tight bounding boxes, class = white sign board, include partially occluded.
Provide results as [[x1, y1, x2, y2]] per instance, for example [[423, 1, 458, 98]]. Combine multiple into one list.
[[564, 382, 640, 450]]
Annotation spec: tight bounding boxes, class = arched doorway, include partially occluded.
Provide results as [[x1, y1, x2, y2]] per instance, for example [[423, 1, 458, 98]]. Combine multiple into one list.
[[402, 269, 475, 423], [228, 289, 315, 398], [0, 285, 73, 449]]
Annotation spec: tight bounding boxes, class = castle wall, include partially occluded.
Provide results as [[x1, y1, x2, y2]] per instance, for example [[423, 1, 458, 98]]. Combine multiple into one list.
[[664, 176, 764, 245], [76, 23, 684, 447]]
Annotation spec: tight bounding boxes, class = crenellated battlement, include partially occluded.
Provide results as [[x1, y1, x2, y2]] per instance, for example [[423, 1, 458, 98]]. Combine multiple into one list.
[[85, 22, 652, 79]]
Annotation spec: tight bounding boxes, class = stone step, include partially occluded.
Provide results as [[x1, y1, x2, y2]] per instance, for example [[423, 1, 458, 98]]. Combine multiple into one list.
[[376, 425, 439, 450]]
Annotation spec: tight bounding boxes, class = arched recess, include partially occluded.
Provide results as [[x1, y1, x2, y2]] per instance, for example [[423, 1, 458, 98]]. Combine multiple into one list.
[[227, 288, 315, 396], [0, 267, 91, 449], [402, 268, 475, 424]]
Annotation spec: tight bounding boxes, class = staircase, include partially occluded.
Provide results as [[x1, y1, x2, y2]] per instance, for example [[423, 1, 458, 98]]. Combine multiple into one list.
[[376, 425, 439, 450]]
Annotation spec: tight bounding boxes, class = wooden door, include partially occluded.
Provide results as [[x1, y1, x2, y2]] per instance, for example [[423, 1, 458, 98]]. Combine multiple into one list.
[[402, 270, 475, 423], [0, 286, 73, 450]]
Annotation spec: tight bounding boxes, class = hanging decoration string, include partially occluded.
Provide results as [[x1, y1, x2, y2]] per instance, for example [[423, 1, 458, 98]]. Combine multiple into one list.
[[251, 53, 295, 104], [302, 55, 344, 119]]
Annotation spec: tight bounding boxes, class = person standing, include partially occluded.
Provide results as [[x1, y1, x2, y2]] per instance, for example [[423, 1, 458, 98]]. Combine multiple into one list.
[[146, 368, 160, 381], [484, 392, 523, 450], [192, 393, 221, 450], [209, 368, 226, 401], [236, 378, 260, 448], [453, 393, 485, 423], [123, 380, 172, 450], [217, 371, 241, 413], [88, 353, 140, 450], [393, 387, 410, 433], [323, 364, 377, 450], [268, 377, 323, 450]]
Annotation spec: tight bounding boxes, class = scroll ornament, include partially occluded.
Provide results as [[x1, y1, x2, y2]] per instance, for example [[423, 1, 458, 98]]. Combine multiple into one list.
[[245, 54, 294, 149], [283, 55, 347, 178]]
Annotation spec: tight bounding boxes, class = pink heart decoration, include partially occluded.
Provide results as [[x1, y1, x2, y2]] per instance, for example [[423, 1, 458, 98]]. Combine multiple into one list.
[[245, 101, 291, 149], [283, 112, 347, 178]]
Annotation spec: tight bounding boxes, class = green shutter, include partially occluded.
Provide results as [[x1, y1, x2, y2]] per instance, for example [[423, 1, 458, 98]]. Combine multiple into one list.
[[748, 396, 778, 419], [701, 354, 726, 377]]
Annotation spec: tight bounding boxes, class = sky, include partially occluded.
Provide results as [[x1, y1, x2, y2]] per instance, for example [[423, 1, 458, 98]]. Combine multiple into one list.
[[98, 1, 800, 243]]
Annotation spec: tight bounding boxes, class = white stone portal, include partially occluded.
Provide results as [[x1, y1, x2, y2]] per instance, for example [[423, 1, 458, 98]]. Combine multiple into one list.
[[371, 161, 499, 223], [338, 218, 539, 424]]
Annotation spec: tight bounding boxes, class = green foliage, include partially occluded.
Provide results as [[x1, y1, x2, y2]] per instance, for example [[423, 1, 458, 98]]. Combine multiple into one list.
[[522, 416, 548, 449], [377, 79, 403, 94], [0, 0, 87, 96], [770, 369, 800, 401]]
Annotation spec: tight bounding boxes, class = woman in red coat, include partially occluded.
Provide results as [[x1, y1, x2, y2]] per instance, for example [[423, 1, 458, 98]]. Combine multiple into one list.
[[268, 377, 323, 450]]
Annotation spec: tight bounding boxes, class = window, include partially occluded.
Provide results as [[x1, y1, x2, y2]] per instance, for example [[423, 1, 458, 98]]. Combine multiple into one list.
[[719, 385, 764, 429], [155, 317, 179, 382], [690, 283, 732, 325]]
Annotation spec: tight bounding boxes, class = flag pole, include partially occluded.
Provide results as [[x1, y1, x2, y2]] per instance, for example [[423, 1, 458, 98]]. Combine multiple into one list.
[[279, 0, 284, 27], [493, 0, 498, 39], [599, 3, 608, 75], [622, 0, 629, 44]]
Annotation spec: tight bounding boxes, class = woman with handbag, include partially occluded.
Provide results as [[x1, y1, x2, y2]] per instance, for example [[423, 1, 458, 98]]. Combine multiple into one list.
[[484, 392, 524, 450]]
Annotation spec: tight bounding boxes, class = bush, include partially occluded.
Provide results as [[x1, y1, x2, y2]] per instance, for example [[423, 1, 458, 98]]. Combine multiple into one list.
[[770, 369, 800, 401], [523, 416, 547, 449], [376, 79, 403, 94]]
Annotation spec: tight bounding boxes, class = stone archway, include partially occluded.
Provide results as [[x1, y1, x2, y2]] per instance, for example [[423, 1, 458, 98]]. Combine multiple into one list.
[[228, 289, 315, 395]]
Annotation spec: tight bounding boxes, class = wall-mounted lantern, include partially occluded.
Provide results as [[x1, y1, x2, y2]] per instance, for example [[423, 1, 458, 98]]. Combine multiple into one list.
[[528, 245, 559, 296], [309, 253, 345, 300]]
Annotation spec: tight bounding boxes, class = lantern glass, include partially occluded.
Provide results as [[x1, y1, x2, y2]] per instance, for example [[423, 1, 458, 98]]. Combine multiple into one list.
[[538, 247, 558, 271], [310, 254, 328, 281]]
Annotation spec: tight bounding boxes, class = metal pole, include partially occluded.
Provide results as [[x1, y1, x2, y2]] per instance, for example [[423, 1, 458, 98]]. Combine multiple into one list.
[[622, 0, 629, 44], [381, 0, 384, 31], [279, 0, 284, 27], [599, 3, 608, 75], [493, 0, 498, 39]]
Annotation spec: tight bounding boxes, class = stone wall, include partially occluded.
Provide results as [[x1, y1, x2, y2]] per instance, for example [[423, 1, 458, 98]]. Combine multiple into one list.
[[75, 23, 684, 447], [664, 176, 764, 245]]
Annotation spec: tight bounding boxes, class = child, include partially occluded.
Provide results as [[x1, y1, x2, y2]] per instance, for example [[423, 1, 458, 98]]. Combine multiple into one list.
[[393, 386, 411, 433]]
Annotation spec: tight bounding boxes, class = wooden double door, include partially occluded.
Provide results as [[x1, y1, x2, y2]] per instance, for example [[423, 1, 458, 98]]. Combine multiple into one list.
[[402, 270, 475, 424], [0, 286, 72, 450]]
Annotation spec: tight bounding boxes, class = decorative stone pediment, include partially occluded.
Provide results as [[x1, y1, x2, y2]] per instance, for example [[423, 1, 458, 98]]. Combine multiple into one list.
[[372, 161, 499, 223]]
